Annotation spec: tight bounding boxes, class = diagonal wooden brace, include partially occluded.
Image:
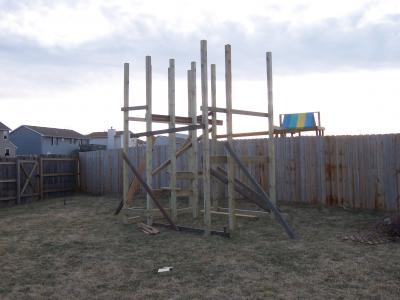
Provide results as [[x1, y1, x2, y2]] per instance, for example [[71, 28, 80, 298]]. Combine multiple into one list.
[[122, 152, 178, 231]]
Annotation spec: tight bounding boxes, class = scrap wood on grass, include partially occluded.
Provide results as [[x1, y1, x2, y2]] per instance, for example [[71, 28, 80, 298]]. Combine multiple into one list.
[[342, 214, 400, 245], [137, 222, 160, 235]]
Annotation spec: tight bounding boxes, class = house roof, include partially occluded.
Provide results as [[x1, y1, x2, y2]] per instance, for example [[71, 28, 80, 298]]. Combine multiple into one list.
[[19, 125, 87, 139], [86, 131, 125, 139], [0, 122, 11, 131]]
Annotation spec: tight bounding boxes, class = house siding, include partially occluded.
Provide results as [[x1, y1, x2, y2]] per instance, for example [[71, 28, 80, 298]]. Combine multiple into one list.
[[0, 130, 17, 157], [10, 127, 42, 155], [10, 126, 89, 155], [88, 136, 133, 149], [89, 138, 107, 146], [41, 136, 86, 155]]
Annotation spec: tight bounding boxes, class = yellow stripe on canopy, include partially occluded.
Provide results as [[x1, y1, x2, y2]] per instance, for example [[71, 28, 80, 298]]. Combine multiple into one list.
[[296, 113, 306, 128]]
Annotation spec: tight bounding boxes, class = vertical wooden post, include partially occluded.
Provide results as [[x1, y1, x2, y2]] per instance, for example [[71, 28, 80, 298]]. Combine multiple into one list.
[[75, 157, 80, 193], [39, 157, 44, 200], [210, 63, 222, 209], [225, 44, 236, 231], [169, 59, 177, 222], [188, 62, 199, 218], [16, 159, 20, 205], [266, 52, 276, 205], [211, 64, 217, 139], [146, 56, 153, 224], [123, 63, 130, 206], [201, 40, 211, 235]]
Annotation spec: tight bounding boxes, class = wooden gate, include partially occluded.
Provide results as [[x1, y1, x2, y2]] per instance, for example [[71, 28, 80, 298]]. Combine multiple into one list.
[[16, 160, 40, 204]]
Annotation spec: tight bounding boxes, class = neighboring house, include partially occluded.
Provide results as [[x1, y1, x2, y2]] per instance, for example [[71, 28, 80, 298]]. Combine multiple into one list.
[[153, 134, 187, 147], [10, 125, 89, 155], [86, 128, 138, 149], [0, 122, 17, 157]]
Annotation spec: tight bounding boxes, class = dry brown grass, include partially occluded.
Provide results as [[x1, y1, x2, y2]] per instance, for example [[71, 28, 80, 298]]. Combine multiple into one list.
[[1, 195, 400, 299]]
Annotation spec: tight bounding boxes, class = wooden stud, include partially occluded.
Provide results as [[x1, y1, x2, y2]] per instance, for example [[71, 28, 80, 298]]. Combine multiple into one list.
[[189, 62, 199, 218], [16, 159, 20, 205], [217, 207, 270, 217], [121, 105, 148, 111], [39, 157, 43, 200], [132, 124, 203, 138], [201, 40, 211, 235], [210, 63, 222, 209], [211, 64, 217, 139], [168, 59, 177, 222], [123, 63, 129, 207], [145, 56, 153, 225], [130, 114, 223, 126], [200, 209, 259, 219], [225, 44, 236, 231], [266, 52, 276, 205], [205, 106, 269, 118]]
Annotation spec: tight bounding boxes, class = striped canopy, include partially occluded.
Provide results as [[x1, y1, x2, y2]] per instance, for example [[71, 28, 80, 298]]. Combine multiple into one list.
[[282, 112, 316, 129]]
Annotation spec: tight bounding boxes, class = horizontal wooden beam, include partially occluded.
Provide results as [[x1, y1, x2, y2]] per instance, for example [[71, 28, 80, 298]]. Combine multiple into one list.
[[204, 106, 269, 118], [41, 158, 76, 161], [128, 117, 146, 122], [200, 209, 259, 219], [216, 131, 270, 139], [274, 126, 325, 134], [132, 124, 203, 138], [20, 192, 39, 198], [18, 160, 37, 164], [0, 162, 16, 165], [42, 173, 75, 177], [126, 206, 192, 216], [0, 179, 16, 183], [153, 188, 193, 198], [152, 222, 230, 238], [121, 105, 148, 111], [43, 188, 75, 193], [129, 114, 223, 126], [217, 207, 270, 217], [211, 155, 266, 164], [0, 196, 16, 201]]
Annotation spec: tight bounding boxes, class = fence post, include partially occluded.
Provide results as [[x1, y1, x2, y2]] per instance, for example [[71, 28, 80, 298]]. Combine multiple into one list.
[[39, 157, 44, 200], [16, 159, 20, 204]]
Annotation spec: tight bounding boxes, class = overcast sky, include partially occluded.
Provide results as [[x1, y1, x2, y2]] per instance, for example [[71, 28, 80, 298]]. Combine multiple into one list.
[[1, 0, 399, 135]]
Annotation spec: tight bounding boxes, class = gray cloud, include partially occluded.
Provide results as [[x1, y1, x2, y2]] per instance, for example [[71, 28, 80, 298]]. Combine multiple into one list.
[[0, 9, 399, 97]]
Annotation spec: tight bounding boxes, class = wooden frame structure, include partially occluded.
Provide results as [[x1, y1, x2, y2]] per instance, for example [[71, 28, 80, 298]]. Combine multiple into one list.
[[121, 40, 296, 238]]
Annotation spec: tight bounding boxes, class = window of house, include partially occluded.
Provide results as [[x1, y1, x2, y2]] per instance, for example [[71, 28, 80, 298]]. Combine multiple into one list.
[[51, 137, 54, 145], [5, 149, 10, 156], [3, 134, 7, 139]]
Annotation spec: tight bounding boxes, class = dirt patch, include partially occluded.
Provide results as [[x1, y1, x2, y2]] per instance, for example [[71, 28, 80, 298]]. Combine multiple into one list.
[[0, 195, 399, 299]]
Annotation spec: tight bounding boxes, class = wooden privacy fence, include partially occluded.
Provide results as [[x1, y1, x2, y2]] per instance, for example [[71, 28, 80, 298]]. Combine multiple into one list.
[[79, 134, 400, 212], [0, 155, 79, 206]]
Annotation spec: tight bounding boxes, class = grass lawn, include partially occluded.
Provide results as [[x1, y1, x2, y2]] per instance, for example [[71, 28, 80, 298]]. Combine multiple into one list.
[[0, 195, 399, 299]]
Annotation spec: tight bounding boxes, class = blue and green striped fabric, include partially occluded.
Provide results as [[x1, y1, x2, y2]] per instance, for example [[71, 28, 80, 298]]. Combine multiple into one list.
[[282, 113, 316, 129]]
